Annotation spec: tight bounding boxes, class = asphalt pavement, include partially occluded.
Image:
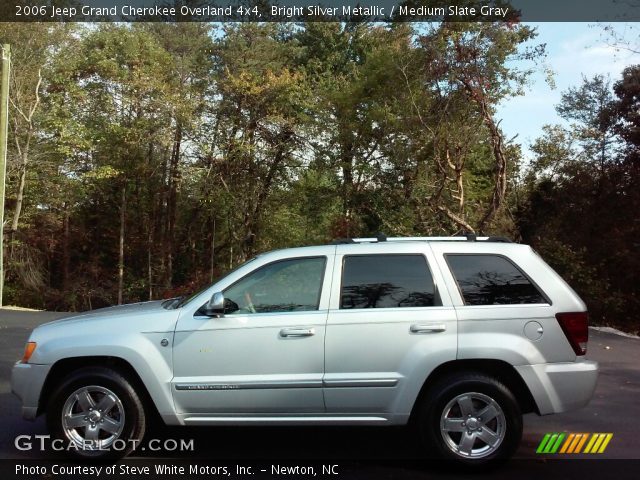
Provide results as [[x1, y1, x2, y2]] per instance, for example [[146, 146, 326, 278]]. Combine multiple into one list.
[[0, 308, 638, 477]]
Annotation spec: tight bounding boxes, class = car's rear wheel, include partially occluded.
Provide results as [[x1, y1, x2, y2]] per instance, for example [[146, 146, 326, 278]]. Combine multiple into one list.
[[418, 373, 522, 466], [47, 367, 146, 459]]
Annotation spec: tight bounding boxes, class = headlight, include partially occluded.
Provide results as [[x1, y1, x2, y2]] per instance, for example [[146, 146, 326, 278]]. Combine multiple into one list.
[[21, 342, 37, 363]]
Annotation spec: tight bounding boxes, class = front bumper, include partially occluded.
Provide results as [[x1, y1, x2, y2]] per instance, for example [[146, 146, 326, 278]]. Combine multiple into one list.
[[515, 359, 599, 415], [11, 362, 51, 421]]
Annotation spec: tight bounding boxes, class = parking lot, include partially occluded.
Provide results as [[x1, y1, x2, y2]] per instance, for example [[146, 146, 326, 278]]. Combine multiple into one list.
[[1, 309, 638, 477]]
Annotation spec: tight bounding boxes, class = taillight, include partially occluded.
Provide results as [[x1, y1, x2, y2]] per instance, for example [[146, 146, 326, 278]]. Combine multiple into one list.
[[556, 312, 588, 356]]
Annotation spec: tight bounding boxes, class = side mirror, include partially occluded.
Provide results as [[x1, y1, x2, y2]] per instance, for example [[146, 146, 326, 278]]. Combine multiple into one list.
[[203, 292, 226, 317]]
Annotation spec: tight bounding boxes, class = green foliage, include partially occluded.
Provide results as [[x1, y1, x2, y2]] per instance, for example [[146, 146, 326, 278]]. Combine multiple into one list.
[[555, 74, 618, 166], [0, 22, 573, 319], [5, 21, 635, 334]]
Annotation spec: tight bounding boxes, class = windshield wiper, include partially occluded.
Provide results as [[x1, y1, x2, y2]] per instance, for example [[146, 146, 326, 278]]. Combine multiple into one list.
[[162, 296, 185, 310]]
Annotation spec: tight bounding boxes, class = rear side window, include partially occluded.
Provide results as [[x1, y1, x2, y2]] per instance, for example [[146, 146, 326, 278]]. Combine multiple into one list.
[[446, 254, 547, 305], [340, 255, 438, 309]]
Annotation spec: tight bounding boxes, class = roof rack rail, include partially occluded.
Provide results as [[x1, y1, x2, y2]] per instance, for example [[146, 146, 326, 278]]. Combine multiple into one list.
[[332, 232, 389, 245], [331, 234, 512, 244], [486, 236, 512, 243], [331, 238, 355, 245]]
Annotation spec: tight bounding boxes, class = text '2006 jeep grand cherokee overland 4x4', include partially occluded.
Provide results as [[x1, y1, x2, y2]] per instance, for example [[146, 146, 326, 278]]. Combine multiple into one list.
[[12, 236, 598, 465]]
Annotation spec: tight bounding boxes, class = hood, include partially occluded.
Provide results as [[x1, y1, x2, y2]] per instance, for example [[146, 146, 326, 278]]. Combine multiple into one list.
[[39, 300, 170, 327], [25, 299, 182, 366]]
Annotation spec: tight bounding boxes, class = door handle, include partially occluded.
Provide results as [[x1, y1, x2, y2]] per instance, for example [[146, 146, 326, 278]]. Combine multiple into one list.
[[410, 323, 447, 334], [280, 327, 315, 338]]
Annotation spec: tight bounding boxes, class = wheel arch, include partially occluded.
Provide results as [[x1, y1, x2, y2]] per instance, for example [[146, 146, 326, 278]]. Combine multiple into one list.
[[409, 359, 539, 423], [38, 356, 163, 425]]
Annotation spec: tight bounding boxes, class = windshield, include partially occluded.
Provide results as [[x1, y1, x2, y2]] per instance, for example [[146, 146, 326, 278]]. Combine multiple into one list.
[[170, 257, 259, 309]]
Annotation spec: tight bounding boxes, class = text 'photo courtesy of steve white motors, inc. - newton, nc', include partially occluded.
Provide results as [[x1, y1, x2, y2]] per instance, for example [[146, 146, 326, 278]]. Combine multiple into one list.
[[15, 463, 340, 477]]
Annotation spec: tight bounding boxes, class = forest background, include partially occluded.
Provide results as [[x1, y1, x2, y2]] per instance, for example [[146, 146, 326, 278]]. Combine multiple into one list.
[[0, 21, 638, 332]]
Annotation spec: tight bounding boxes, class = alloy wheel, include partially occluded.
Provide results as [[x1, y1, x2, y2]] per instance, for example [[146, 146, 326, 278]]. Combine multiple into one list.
[[61, 385, 125, 450], [439, 391, 506, 459]]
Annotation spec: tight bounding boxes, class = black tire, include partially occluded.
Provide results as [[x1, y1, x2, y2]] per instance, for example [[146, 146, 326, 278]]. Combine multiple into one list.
[[46, 366, 146, 459], [417, 372, 522, 467]]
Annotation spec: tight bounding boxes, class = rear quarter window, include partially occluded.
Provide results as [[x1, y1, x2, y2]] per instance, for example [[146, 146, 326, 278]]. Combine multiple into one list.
[[446, 254, 548, 305]]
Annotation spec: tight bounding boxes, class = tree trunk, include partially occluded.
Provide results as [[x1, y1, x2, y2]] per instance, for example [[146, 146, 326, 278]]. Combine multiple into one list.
[[339, 126, 355, 236], [342, 161, 353, 218], [461, 80, 508, 233], [9, 68, 41, 236], [117, 184, 126, 305], [11, 150, 28, 234], [210, 217, 216, 283], [165, 124, 182, 287], [156, 148, 168, 282], [62, 205, 70, 290], [147, 225, 153, 301], [477, 108, 507, 232]]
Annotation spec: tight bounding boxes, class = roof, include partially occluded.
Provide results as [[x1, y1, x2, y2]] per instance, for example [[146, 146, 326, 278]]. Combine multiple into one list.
[[331, 234, 512, 245]]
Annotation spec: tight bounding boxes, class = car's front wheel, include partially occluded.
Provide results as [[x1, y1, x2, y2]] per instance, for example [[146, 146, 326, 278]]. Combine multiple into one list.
[[47, 366, 146, 459], [418, 372, 522, 466]]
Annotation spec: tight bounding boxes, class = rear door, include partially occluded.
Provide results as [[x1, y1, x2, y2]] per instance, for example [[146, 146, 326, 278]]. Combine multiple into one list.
[[323, 242, 458, 420], [430, 242, 572, 365]]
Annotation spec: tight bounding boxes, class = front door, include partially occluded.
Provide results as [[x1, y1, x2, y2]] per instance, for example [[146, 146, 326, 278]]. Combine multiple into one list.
[[172, 254, 333, 415]]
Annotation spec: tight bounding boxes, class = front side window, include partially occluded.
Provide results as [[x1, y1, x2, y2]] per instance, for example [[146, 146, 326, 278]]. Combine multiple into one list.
[[223, 257, 326, 314], [446, 254, 547, 305], [340, 255, 437, 309]]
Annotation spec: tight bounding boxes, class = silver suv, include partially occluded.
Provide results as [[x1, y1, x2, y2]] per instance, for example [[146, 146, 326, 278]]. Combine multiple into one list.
[[12, 236, 598, 465]]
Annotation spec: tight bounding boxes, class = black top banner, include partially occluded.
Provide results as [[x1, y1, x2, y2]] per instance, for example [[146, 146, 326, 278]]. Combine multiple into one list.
[[2, 0, 640, 22]]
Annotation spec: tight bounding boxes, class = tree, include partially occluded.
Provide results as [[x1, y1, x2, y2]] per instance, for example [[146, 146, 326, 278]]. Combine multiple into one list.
[[0, 24, 72, 235], [0, 22, 559, 316], [610, 65, 640, 165], [520, 68, 640, 332], [0, 23, 73, 301], [600, 23, 640, 55], [527, 125, 579, 183], [556, 75, 618, 170], [297, 22, 387, 237], [204, 23, 308, 261], [141, 23, 215, 289], [47, 24, 173, 304], [382, 22, 543, 234]]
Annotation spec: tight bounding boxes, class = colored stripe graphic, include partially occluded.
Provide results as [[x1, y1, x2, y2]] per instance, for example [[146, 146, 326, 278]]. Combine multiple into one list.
[[536, 433, 552, 453], [597, 433, 613, 453], [584, 433, 614, 454], [544, 433, 559, 453], [567, 433, 587, 453], [537, 433, 613, 454], [591, 434, 606, 453], [574, 433, 589, 453], [583, 433, 598, 453], [550, 433, 565, 453], [559, 433, 575, 453]]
